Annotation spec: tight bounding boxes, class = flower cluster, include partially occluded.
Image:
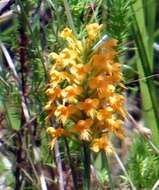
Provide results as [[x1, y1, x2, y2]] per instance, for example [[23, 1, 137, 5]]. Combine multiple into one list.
[[45, 23, 125, 153]]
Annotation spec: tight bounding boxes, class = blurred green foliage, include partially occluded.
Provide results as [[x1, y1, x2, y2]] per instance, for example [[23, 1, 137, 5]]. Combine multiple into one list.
[[127, 137, 159, 189]]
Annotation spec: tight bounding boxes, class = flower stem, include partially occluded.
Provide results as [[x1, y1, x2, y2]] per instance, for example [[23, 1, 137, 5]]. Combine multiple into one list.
[[82, 142, 90, 190], [102, 151, 114, 190], [64, 138, 78, 190]]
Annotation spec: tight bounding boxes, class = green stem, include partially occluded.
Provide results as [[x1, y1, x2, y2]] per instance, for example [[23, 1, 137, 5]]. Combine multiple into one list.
[[82, 142, 90, 190], [102, 151, 114, 190], [64, 138, 78, 190], [26, 148, 41, 188], [63, 0, 76, 35]]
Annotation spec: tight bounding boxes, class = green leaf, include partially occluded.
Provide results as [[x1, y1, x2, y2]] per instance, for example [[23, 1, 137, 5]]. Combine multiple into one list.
[[132, 0, 159, 147]]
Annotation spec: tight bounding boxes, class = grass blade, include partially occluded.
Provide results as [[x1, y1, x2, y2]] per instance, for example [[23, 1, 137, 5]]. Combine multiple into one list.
[[131, 0, 159, 146]]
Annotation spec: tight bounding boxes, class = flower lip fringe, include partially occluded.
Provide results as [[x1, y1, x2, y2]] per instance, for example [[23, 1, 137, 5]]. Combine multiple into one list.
[[45, 23, 125, 153]]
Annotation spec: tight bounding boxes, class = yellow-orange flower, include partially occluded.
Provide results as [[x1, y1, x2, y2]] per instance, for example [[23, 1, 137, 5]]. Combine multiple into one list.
[[44, 101, 56, 121], [60, 48, 80, 66], [49, 70, 61, 84], [70, 64, 91, 82], [50, 70, 73, 84], [60, 27, 74, 39], [86, 23, 103, 41], [109, 94, 126, 117], [96, 107, 113, 121], [55, 105, 77, 124], [47, 127, 64, 149], [106, 118, 125, 139], [60, 28, 82, 52], [97, 84, 115, 99], [100, 39, 118, 49], [91, 134, 113, 153], [49, 52, 60, 61], [78, 98, 99, 118], [46, 87, 62, 100], [61, 86, 83, 102], [113, 120, 125, 139], [89, 74, 106, 89], [89, 74, 115, 99], [91, 54, 107, 73], [45, 23, 125, 153], [73, 119, 93, 141]]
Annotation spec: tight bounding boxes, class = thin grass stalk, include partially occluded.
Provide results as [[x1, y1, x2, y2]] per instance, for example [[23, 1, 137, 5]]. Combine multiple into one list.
[[21, 168, 35, 185], [26, 148, 41, 188], [46, 0, 54, 9], [114, 151, 136, 190], [39, 170, 48, 190], [126, 74, 159, 85], [3, 102, 13, 129], [0, 43, 21, 85], [33, 146, 48, 190], [89, 0, 103, 23], [0, 75, 10, 88], [54, 142, 65, 190], [90, 164, 105, 189], [152, 180, 159, 190], [63, 0, 76, 35], [64, 138, 78, 190], [102, 151, 114, 190], [148, 141, 159, 156], [20, 180, 26, 190], [82, 142, 91, 190]]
